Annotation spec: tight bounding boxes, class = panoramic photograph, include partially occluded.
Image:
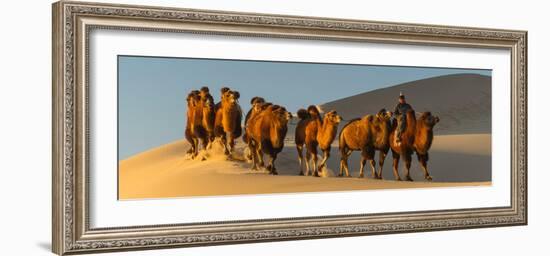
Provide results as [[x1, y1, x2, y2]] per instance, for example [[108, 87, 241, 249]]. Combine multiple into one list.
[[117, 55, 492, 199]]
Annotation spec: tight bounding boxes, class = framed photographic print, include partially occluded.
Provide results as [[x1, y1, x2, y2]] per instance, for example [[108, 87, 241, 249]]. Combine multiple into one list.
[[52, 1, 527, 255]]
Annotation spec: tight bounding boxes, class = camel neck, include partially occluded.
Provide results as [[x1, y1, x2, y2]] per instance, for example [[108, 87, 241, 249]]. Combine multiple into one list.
[[318, 120, 338, 147], [270, 116, 287, 148], [322, 121, 338, 137]]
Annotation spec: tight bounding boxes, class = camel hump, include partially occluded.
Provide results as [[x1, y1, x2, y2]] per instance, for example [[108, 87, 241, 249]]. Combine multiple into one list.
[[250, 96, 265, 105], [297, 109, 309, 120], [307, 105, 321, 116], [220, 87, 230, 94], [339, 118, 361, 140], [341, 118, 361, 131]]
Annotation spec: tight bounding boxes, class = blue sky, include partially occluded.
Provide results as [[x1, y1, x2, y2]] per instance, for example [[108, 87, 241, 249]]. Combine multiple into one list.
[[118, 55, 491, 159]]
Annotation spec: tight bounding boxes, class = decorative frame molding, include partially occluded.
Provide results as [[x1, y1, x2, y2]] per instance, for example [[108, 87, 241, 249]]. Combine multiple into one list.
[[52, 1, 527, 255]]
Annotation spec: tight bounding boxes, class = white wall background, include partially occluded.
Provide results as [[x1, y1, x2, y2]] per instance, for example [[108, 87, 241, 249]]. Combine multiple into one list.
[[0, 0, 546, 255]]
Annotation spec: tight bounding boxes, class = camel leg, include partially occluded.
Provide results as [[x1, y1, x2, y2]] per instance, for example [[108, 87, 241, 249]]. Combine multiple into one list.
[[192, 138, 200, 159], [404, 153, 413, 181], [186, 141, 195, 156], [359, 149, 371, 178], [186, 143, 194, 155], [267, 154, 278, 175], [199, 137, 209, 161], [339, 153, 350, 177], [220, 135, 229, 155], [226, 132, 235, 156], [297, 144, 305, 175], [343, 159, 351, 177], [207, 134, 214, 150], [369, 159, 377, 179], [200, 137, 208, 150], [418, 153, 433, 181], [311, 148, 320, 177], [317, 150, 330, 177], [344, 151, 352, 177], [392, 150, 402, 181], [338, 147, 348, 177], [305, 150, 312, 176], [249, 141, 258, 171], [359, 156, 366, 178], [256, 145, 264, 169], [266, 155, 273, 173], [359, 158, 367, 178], [339, 159, 344, 177], [377, 151, 387, 179], [271, 154, 278, 175]]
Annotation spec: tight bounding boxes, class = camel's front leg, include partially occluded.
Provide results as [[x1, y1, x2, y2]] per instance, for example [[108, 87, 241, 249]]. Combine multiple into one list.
[[403, 153, 413, 181], [305, 152, 311, 176], [418, 153, 432, 181], [392, 150, 401, 181], [267, 154, 278, 175], [207, 133, 215, 150], [339, 159, 344, 177], [297, 144, 305, 175], [312, 151, 319, 177], [317, 149, 330, 177], [369, 159, 377, 178], [220, 135, 229, 155], [248, 140, 259, 171], [359, 149, 371, 178], [226, 131, 235, 156], [376, 151, 387, 179]]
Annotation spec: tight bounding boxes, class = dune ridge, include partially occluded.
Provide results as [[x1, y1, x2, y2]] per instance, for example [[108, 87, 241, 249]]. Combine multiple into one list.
[[320, 73, 491, 135]]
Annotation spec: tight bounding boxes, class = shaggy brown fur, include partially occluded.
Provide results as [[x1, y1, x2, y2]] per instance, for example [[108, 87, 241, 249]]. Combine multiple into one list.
[[243, 97, 266, 144], [339, 109, 393, 178], [184, 90, 203, 158], [246, 104, 292, 174], [214, 88, 243, 155], [199, 89, 216, 149], [295, 106, 342, 177], [389, 111, 439, 181]]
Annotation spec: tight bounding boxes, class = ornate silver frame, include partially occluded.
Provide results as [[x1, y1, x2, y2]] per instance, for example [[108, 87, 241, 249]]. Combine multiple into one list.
[[52, 1, 527, 255]]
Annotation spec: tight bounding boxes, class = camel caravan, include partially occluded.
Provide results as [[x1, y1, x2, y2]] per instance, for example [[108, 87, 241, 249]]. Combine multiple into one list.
[[185, 87, 440, 181]]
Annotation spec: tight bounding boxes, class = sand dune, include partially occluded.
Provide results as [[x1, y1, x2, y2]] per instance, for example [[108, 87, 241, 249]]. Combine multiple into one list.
[[320, 73, 491, 135], [119, 134, 490, 199]]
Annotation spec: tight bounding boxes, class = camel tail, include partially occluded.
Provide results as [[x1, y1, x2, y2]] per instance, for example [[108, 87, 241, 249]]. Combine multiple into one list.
[[297, 109, 309, 120]]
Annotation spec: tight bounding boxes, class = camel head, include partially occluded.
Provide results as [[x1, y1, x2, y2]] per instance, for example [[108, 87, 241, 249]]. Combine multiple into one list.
[[376, 108, 393, 121], [251, 97, 266, 113], [271, 105, 292, 122], [186, 90, 200, 107], [220, 87, 230, 94], [307, 105, 321, 117], [280, 107, 293, 122], [222, 90, 240, 106], [324, 110, 342, 125], [260, 102, 273, 112], [419, 112, 440, 129], [202, 94, 215, 111], [199, 86, 210, 99], [250, 96, 265, 106]]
